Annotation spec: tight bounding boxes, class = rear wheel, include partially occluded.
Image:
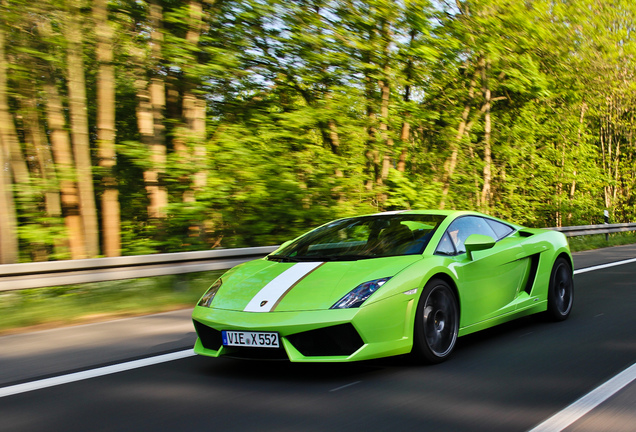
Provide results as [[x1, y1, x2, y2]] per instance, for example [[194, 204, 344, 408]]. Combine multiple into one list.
[[412, 279, 459, 364], [546, 257, 574, 321]]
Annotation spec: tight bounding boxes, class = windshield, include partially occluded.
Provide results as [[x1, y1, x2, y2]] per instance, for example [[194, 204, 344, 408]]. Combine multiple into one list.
[[269, 214, 447, 262]]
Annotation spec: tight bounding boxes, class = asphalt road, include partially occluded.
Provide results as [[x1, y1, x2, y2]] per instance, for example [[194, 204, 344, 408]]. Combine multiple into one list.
[[1, 245, 635, 432]]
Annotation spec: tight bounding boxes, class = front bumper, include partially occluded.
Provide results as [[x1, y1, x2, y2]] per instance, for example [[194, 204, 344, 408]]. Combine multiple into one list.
[[192, 294, 416, 362]]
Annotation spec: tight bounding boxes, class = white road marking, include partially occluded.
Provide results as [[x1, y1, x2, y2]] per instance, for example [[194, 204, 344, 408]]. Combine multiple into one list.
[[527, 362, 636, 432], [243, 261, 323, 312], [329, 381, 361, 392], [0, 349, 195, 398], [573, 257, 636, 275], [527, 260, 636, 431], [2, 255, 636, 403]]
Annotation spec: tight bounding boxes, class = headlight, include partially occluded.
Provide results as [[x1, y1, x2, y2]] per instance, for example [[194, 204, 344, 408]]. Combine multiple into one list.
[[197, 278, 222, 307], [330, 277, 391, 309]]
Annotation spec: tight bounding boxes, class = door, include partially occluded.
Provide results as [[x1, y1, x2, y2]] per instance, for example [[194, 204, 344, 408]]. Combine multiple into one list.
[[435, 216, 529, 327]]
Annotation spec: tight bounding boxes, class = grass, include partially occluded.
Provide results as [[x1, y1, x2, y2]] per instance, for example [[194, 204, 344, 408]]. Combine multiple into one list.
[[566, 231, 636, 252], [2, 231, 635, 335], [0, 270, 224, 335]]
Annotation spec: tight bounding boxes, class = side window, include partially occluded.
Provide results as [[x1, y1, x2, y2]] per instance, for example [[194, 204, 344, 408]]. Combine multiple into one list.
[[485, 218, 515, 240], [435, 232, 456, 255], [435, 216, 497, 255]]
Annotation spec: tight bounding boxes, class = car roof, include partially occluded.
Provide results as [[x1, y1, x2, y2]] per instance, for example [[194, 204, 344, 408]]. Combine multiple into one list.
[[367, 209, 525, 229], [371, 209, 475, 217]]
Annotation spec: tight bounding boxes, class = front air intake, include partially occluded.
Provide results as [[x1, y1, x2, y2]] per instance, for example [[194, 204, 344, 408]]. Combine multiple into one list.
[[287, 324, 364, 357], [193, 320, 223, 351]]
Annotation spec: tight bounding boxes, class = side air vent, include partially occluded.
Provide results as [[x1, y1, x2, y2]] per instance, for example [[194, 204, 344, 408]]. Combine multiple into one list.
[[518, 230, 535, 238], [523, 254, 541, 294]]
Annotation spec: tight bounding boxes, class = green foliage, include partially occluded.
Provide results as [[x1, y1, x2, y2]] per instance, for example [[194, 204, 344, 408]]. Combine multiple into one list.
[[2, 0, 636, 263]]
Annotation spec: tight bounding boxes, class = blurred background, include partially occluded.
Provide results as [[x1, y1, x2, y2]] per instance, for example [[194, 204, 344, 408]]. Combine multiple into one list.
[[1, 0, 636, 265]]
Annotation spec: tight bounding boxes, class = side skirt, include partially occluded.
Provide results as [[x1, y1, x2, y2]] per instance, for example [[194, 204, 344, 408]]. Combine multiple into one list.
[[458, 301, 547, 337]]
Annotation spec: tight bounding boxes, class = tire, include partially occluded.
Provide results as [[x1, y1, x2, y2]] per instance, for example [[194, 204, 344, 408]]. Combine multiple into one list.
[[546, 257, 574, 321], [412, 278, 459, 364]]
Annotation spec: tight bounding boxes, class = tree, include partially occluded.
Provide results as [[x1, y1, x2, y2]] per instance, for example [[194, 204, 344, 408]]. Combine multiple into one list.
[[0, 14, 19, 263], [66, 0, 99, 258], [95, 0, 121, 256]]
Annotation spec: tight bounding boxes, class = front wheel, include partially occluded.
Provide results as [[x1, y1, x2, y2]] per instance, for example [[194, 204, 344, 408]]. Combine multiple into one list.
[[412, 279, 459, 364], [546, 257, 574, 321]]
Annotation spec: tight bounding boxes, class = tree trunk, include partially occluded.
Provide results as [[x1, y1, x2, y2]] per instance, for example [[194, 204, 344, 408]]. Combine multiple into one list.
[[480, 59, 492, 211], [328, 119, 340, 155], [94, 0, 120, 257], [22, 87, 61, 219], [378, 19, 393, 195], [134, 1, 168, 220], [379, 75, 393, 184], [362, 24, 378, 193], [137, 78, 163, 218], [183, 0, 206, 204], [397, 90, 410, 173], [398, 29, 416, 173], [66, 0, 99, 258], [150, 0, 168, 218], [398, 91, 410, 173], [0, 135, 19, 264], [440, 62, 481, 209], [0, 36, 30, 191], [0, 24, 19, 263], [20, 80, 62, 261], [568, 102, 588, 222], [150, 76, 168, 216], [43, 70, 86, 260]]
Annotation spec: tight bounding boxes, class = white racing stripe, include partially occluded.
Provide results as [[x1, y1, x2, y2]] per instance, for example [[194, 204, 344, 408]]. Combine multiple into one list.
[[0, 349, 195, 399], [243, 261, 323, 312]]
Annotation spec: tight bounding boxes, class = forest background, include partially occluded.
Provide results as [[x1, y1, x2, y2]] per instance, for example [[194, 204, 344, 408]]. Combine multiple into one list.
[[1, 0, 636, 264]]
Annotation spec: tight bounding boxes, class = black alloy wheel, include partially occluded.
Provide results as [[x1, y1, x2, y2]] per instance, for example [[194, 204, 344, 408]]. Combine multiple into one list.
[[413, 278, 459, 364], [547, 256, 574, 321]]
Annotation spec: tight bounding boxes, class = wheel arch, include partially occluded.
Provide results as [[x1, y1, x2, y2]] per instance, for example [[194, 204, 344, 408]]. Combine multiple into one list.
[[558, 251, 574, 274], [412, 271, 461, 363], [423, 272, 461, 317], [546, 251, 574, 321]]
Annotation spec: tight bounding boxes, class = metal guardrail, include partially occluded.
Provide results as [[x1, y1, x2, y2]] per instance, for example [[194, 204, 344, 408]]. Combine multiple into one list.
[[1, 223, 635, 292], [550, 222, 636, 237], [0, 246, 279, 292]]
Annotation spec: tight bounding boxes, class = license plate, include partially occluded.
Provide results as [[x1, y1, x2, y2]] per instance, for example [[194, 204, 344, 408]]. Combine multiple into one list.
[[222, 330, 280, 348]]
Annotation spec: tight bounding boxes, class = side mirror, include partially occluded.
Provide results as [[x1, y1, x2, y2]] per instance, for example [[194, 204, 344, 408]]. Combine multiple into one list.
[[464, 234, 495, 260]]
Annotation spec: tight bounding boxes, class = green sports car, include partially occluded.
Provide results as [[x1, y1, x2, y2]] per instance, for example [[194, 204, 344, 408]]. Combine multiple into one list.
[[192, 210, 573, 363]]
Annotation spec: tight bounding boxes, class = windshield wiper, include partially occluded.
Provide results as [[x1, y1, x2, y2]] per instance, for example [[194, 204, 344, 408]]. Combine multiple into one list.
[[267, 255, 309, 262], [320, 254, 374, 261], [269, 254, 374, 262]]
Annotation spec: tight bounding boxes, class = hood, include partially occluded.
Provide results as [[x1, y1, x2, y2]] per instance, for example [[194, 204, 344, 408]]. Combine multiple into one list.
[[212, 255, 421, 312]]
